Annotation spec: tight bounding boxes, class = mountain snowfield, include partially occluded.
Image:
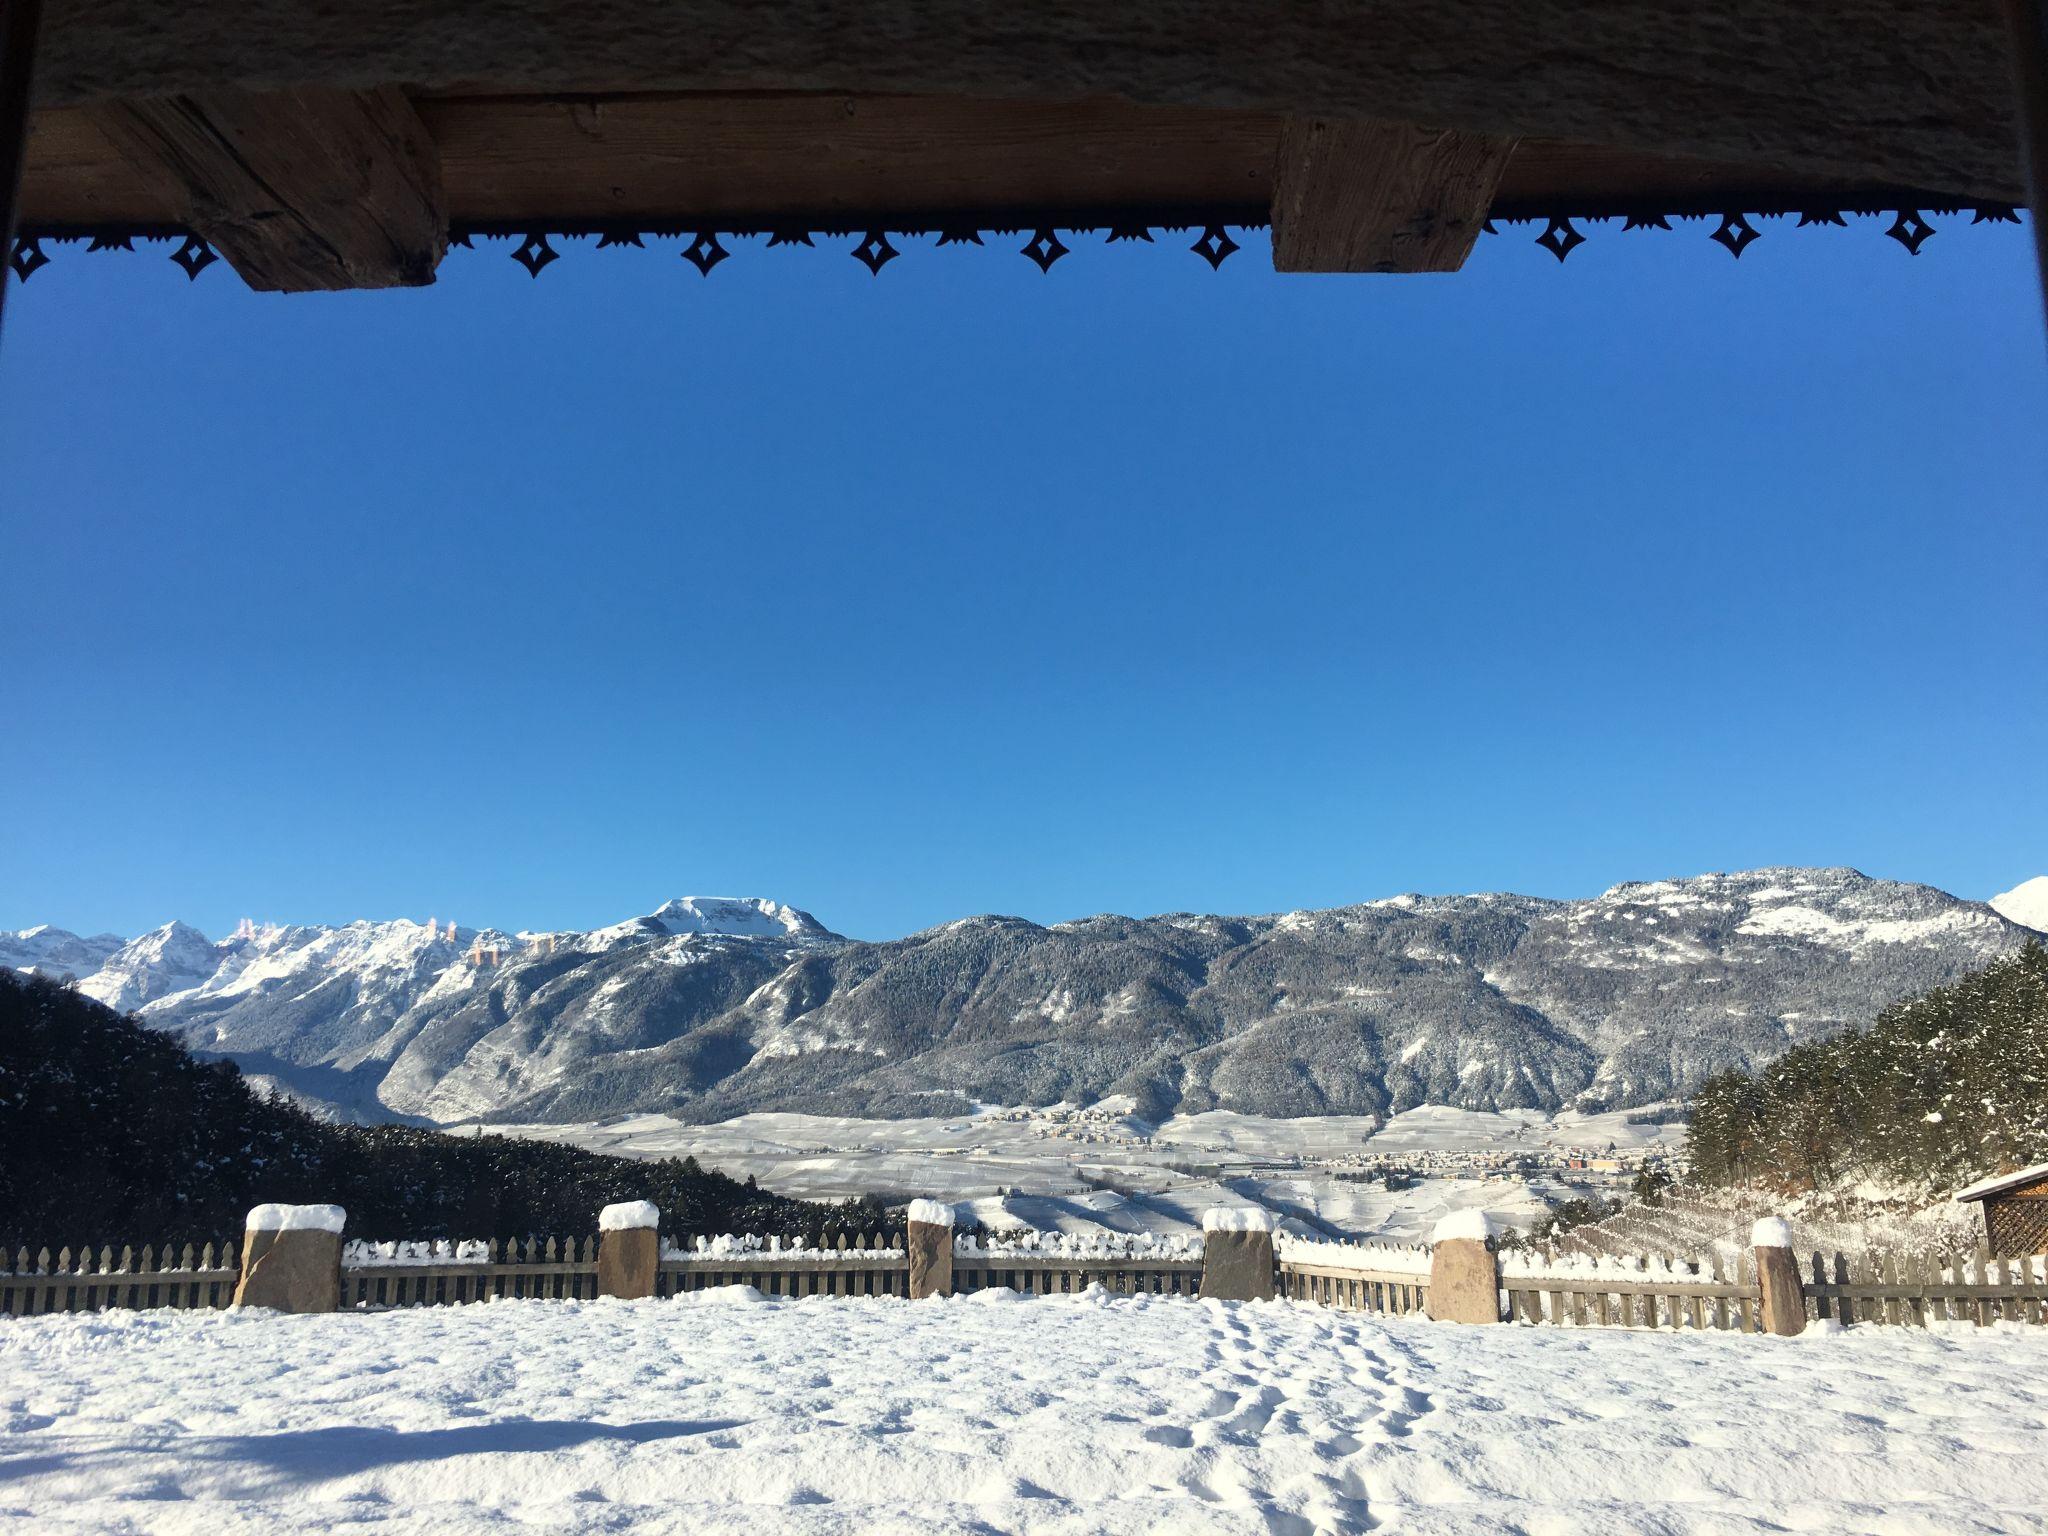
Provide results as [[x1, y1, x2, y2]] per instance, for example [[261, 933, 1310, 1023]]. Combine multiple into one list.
[[1991, 875, 2048, 934], [9, 872, 2044, 1127]]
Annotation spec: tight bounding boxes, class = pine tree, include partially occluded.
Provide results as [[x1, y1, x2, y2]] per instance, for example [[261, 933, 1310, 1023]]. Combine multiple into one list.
[[1687, 945, 2048, 1192], [0, 972, 872, 1246]]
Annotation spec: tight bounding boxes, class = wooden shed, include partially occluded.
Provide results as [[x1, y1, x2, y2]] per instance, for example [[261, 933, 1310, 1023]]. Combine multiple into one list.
[[1956, 1163, 2048, 1259]]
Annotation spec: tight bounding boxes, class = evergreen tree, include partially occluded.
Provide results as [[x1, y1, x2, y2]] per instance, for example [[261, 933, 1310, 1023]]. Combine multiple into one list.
[[0, 972, 872, 1246], [1687, 945, 2048, 1192]]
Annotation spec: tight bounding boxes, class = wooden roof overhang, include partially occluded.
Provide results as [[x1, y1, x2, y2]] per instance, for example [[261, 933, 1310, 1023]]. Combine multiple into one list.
[[4, 2, 2042, 294]]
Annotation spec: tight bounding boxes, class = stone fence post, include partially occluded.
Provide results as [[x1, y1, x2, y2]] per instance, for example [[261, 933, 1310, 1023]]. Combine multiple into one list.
[[598, 1201, 660, 1299], [1426, 1210, 1501, 1324], [1752, 1217, 1805, 1336], [907, 1200, 954, 1299], [1198, 1208, 1276, 1301], [232, 1203, 344, 1313]]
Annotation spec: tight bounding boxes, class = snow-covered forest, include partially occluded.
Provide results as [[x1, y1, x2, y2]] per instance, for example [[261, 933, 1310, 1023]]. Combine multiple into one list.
[[1688, 946, 2048, 1192]]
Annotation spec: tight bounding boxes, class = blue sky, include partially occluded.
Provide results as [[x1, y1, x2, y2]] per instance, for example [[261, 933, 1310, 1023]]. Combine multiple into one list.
[[3, 217, 2044, 943]]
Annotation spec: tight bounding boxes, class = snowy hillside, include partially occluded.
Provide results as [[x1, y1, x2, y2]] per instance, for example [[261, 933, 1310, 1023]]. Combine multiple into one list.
[[1992, 875, 2048, 934], [18, 871, 2037, 1126]]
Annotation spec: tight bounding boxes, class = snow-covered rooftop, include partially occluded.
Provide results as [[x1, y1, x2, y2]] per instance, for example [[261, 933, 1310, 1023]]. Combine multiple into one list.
[[1954, 1163, 2048, 1203]]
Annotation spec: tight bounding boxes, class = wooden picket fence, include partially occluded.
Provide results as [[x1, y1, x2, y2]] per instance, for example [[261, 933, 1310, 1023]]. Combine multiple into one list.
[[1278, 1256, 1430, 1317], [1803, 1247, 2048, 1327], [661, 1231, 910, 1298], [953, 1253, 1204, 1297], [2, 1243, 240, 1315], [7, 1227, 2047, 1334], [343, 1237, 601, 1308], [1502, 1249, 1761, 1331]]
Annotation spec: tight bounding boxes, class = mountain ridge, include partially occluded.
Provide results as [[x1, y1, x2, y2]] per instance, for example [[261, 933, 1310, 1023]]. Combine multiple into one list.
[[10, 873, 2040, 1127]]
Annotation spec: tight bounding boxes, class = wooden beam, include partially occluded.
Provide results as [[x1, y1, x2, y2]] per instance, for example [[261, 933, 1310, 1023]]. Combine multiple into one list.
[[418, 92, 1279, 226], [1271, 118, 1515, 273], [24, 94, 1939, 239], [92, 86, 445, 290], [25, 2, 2027, 204]]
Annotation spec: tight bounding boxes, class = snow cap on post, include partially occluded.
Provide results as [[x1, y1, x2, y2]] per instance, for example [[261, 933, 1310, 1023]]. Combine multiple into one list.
[[1431, 1209, 1497, 1246], [244, 1203, 346, 1234], [1202, 1207, 1275, 1234], [235, 1205, 344, 1313], [1750, 1217, 1795, 1250], [1751, 1216, 1805, 1335], [1198, 1207, 1276, 1301], [1427, 1208, 1502, 1324], [905, 1200, 955, 1299], [598, 1201, 660, 1232]]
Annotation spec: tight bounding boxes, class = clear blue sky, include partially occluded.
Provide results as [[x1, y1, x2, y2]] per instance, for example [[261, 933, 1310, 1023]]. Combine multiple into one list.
[[3, 218, 2044, 943]]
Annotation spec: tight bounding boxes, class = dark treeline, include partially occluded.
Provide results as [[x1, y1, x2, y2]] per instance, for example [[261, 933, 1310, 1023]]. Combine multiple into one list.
[[0, 972, 883, 1247], [1688, 945, 2048, 1192]]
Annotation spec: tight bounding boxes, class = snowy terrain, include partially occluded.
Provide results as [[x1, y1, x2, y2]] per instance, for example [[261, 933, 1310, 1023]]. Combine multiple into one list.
[[1991, 877, 2048, 935], [11, 868, 2039, 1126], [5, 1293, 2046, 1534], [0, 925, 123, 979], [501, 1102, 1688, 1244]]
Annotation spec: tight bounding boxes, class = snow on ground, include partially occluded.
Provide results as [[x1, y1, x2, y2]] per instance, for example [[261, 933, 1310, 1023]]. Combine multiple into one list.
[[5, 1294, 2046, 1535]]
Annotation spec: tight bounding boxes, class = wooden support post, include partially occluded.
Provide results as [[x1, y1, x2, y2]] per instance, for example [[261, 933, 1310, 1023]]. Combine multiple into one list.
[[2001, 0, 2048, 338], [1198, 1209, 1276, 1301], [1425, 1212, 1501, 1324], [1271, 117, 1516, 273], [597, 1202, 659, 1300], [0, 0, 42, 340], [92, 86, 445, 291], [232, 1203, 343, 1313], [906, 1200, 954, 1299], [1753, 1219, 1805, 1337]]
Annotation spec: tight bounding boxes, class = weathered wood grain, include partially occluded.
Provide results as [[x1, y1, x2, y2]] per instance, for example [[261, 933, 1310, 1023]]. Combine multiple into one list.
[[91, 86, 445, 289], [421, 92, 1277, 224], [25, 2, 2024, 201], [1272, 117, 1515, 272], [20, 93, 1967, 244]]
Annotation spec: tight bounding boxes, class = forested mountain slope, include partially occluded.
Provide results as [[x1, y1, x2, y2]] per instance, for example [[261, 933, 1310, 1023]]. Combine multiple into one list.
[[1687, 945, 2048, 1192], [12, 871, 2037, 1125], [0, 973, 874, 1245]]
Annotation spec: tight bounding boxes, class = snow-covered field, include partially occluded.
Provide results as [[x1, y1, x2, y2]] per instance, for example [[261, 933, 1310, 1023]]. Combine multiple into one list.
[[493, 1104, 1686, 1244], [6, 1293, 2045, 1535]]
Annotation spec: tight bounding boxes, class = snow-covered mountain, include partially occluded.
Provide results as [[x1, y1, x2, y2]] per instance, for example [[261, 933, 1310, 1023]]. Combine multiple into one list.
[[16, 873, 2039, 1126], [0, 924, 125, 980], [76, 921, 221, 1013], [1990, 877, 2048, 935], [583, 897, 835, 948]]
